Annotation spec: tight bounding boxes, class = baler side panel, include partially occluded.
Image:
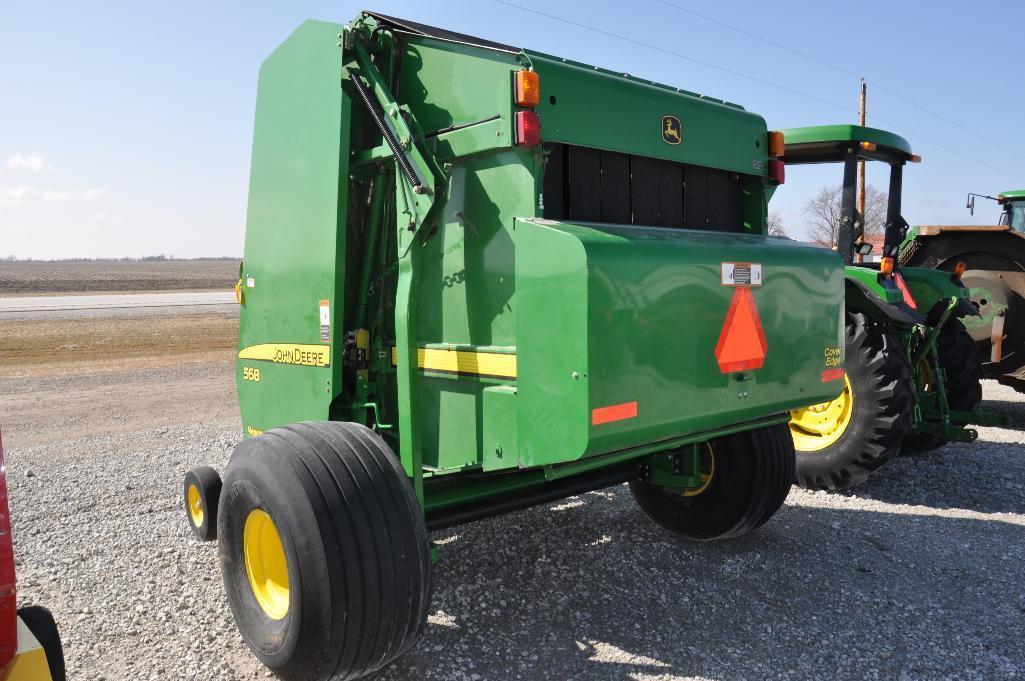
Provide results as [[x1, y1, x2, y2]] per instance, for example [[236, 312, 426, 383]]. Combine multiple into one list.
[[237, 20, 349, 433], [413, 150, 538, 471], [514, 220, 845, 466]]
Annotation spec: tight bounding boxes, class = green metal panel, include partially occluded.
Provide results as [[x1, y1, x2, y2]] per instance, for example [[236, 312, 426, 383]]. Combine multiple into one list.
[[781, 124, 913, 157], [899, 266, 968, 312], [514, 219, 845, 467], [845, 267, 903, 304], [237, 20, 348, 433], [482, 386, 518, 471], [395, 38, 519, 138], [529, 54, 770, 178], [999, 189, 1025, 201]]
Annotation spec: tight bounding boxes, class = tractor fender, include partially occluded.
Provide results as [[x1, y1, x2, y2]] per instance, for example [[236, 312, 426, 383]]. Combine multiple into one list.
[[844, 276, 922, 326], [897, 266, 977, 320]]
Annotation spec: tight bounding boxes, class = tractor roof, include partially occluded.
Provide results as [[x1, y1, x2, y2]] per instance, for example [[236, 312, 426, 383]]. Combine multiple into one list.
[[999, 189, 1025, 202], [780, 124, 915, 165]]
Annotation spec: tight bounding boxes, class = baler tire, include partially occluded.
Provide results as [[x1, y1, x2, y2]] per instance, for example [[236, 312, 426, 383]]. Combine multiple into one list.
[[902, 320, 984, 455], [17, 605, 66, 681], [183, 466, 221, 542], [628, 422, 795, 541], [792, 312, 914, 490], [217, 421, 431, 681]]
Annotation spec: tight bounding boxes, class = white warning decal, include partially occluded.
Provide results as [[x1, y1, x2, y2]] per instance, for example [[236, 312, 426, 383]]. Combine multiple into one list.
[[319, 299, 331, 342], [721, 262, 762, 286]]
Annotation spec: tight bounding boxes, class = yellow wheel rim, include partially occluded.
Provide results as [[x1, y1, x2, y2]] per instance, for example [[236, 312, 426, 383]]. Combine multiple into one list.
[[789, 374, 854, 452], [187, 484, 204, 527], [243, 509, 290, 620], [683, 444, 716, 497]]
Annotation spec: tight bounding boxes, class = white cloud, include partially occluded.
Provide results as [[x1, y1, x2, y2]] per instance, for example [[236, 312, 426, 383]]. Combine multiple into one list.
[[6, 152, 52, 173], [0, 184, 104, 207]]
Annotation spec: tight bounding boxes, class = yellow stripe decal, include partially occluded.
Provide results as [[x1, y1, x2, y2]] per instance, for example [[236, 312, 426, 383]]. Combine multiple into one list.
[[238, 343, 331, 367], [391, 347, 516, 379]]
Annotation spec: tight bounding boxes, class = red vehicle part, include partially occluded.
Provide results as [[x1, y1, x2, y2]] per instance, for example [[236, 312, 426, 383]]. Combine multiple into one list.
[[0, 430, 63, 680], [0, 430, 18, 668]]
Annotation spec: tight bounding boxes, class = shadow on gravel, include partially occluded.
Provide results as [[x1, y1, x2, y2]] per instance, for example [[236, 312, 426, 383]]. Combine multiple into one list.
[[980, 398, 1025, 431], [843, 439, 1025, 515], [375, 486, 1024, 680]]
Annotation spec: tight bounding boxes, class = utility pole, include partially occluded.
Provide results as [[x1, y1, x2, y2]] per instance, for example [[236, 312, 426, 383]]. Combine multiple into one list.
[[857, 78, 867, 262]]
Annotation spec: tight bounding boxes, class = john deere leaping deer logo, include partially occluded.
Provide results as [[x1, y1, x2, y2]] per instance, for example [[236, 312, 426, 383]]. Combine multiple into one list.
[[662, 115, 682, 145]]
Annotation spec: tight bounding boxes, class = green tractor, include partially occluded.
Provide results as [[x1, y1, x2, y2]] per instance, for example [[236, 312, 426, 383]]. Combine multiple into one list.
[[781, 125, 999, 490], [181, 12, 847, 680], [900, 190, 1025, 391]]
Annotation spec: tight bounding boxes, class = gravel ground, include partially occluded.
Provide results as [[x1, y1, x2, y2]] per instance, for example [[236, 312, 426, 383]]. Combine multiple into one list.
[[4, 369, 1024, 680]]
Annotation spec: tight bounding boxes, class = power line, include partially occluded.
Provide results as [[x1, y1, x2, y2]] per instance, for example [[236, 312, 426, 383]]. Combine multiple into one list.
[[650, 0, 862, 79], [490, 0, 1025, 181], [491, 0, 856, 113], [651, 0, 1025, 163]]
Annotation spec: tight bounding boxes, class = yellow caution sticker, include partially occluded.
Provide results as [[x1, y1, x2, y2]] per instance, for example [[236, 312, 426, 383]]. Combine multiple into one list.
[[238, 343, 330, 367], [391, 346, 516, 379]]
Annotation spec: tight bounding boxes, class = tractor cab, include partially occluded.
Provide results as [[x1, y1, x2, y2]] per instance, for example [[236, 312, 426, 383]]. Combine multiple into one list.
[[998, 190, 1025, 231], [781, 124, 919, 268]]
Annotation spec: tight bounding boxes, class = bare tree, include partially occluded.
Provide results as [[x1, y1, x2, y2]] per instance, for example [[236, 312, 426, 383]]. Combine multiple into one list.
[[767, 212, 786, 236], [803, 184, 888, 246]]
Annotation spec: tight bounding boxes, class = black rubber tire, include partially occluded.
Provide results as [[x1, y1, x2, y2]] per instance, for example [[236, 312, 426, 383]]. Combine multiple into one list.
[[183, 466, 221, 541], [629, 422, 795, 541], [17, 605, 66, 681], [793, 311, 914, 490], [901, 233, 1025, 380], [902, 320, 984, 454], [217, 421, 431, 681]]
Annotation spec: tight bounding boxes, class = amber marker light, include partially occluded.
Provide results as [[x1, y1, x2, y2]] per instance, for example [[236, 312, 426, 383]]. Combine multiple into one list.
[[514, 70, 540, 107], [768, 131, 785, 158], [880, 256, 895, 276]]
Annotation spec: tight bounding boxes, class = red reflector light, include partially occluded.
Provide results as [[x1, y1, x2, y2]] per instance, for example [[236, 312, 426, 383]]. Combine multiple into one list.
[[514, 110, 540, 147], [714, 286, 768, 374], [591, 401, 638, 426], [893, 272, 918, 309], [821, 368, 845, 383], [768, 159, 785, 184], [953, 261, 967, 279]]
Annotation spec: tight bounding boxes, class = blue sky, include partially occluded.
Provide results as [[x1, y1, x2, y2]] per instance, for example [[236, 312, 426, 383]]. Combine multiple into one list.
[[1, 0, 1021, 258]]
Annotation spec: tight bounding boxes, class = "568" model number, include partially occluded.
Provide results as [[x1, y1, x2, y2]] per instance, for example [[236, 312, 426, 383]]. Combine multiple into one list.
[[242, 366, 261, 382]]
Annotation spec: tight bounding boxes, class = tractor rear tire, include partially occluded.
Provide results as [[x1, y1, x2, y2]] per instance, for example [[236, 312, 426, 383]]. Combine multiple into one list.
[[217, 421, 431, 681], [790, 312, 914, 490], [18, 605, 66, 681], [902, 320, 984, 454], [629, 422, 795, 541]]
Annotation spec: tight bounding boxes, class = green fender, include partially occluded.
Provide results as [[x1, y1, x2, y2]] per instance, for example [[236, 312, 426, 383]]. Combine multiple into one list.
[[898, 266, 977, 323], [843, 266, 921, 326]]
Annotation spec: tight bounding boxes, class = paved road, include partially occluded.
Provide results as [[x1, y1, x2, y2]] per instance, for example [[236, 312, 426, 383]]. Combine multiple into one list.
[[0, 291, 237, 319]]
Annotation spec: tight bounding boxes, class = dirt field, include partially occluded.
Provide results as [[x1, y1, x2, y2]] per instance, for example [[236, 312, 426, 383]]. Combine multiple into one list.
[[0, 312, 237, 380], [0, 259, 238, 294]]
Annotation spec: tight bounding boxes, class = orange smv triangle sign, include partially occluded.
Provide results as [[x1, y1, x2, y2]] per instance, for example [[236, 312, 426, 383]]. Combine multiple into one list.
[[714, 286, 767, 373]]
